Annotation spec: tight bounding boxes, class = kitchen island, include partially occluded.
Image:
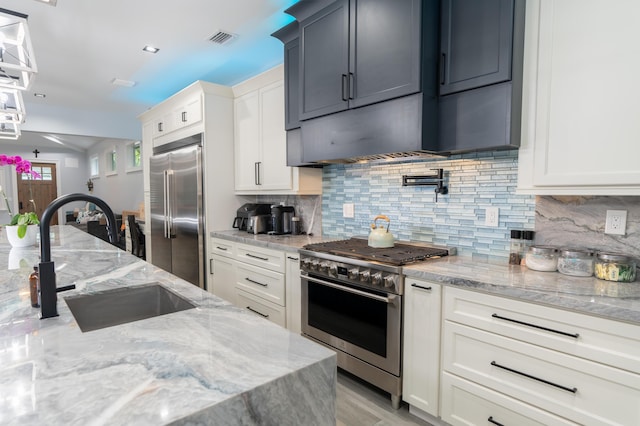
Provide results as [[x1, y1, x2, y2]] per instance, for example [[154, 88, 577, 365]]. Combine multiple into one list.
[[0, 226, 336, 425]]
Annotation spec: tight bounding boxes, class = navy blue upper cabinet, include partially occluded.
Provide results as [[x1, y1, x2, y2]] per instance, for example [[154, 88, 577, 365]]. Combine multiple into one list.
[[299, 0, 422, 121], [439, 0, 514, 96]]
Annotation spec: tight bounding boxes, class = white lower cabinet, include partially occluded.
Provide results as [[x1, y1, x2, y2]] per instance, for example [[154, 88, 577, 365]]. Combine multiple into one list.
[[285, 252, 302, 334], [441, 287, 640, 426], [441, 372, 578, 426], [237, 288, 286, 327], [209, 237, 301, 331], [402, 279, 441, 417]]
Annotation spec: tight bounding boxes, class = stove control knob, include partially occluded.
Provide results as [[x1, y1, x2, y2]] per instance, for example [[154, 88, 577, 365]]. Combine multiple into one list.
[[359, 270, 370, 283], [383, 275, 397, 289], [371, 272, 383, 286], [319, 262, 329, 273], [348, 268, 359, 280], [328, 264, 338, 277], [310, 260, 320, 271], [301, 258, 310, 270]]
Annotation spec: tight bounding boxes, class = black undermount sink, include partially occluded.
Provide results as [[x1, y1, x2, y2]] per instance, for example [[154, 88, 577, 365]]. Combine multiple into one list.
[[65, 283, 196, 332]]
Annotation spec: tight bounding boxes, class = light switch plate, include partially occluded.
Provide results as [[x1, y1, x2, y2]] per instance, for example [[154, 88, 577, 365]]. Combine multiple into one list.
[[343, 203, 355, 218], [605, 210, 627, 235], [485, 207, 499, 227]]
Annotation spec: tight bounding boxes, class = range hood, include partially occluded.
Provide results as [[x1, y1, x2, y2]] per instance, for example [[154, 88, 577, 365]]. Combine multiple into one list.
[[300, 92, 443, 164]]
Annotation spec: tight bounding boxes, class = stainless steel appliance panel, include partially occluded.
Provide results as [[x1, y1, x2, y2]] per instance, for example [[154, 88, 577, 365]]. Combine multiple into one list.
[[150, 138, 204, 288]]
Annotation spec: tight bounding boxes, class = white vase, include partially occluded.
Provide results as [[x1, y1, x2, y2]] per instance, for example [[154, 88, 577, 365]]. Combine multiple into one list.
[[5, 224, 39, 248]]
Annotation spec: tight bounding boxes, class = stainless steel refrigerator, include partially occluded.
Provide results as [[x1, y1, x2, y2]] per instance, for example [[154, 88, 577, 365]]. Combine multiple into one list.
[[150, 135, 204, 288]]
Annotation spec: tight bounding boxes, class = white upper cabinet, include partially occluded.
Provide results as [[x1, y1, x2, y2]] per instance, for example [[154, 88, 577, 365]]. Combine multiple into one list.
[[233, 65, 322, 195], [517, 0, 640, 195]]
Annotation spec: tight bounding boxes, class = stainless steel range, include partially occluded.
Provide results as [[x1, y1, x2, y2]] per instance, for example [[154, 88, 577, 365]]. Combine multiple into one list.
[[299, 238, 450, 409]]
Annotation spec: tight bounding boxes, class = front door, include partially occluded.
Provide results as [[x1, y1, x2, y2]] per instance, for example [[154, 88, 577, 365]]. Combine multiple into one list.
[[17, 162, 58, 225]]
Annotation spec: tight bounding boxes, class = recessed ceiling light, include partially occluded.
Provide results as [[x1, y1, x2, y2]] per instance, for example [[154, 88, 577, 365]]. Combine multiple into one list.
[[34, 93, 46, 98], [142, 45, 159, 54], [111, 78, 136, 88]]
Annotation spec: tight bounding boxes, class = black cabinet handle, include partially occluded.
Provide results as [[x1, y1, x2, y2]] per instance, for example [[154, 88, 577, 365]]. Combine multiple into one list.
[[491, 361, 577, 394], [411, 283, 432, 291], [287, 256, 299, 261], [216, 246, 228, 251], [254, 162, 261, 186], [341, 74, 348, 101], [19, 201, 23, 210], [246, 306, 269, 318], [210, 258, 214, 274], [158, 122, 163, 132], [246, 253, 269, 261], [181, 111, 187, 122], [491, 313, 579, 339], [440, 53, 446, 85], [245, 277, 268, 287], [487, 416, 504, 426], [348, 72, 355, 100]]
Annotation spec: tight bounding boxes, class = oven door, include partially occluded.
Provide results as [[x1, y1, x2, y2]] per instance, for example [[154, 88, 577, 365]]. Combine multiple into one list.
[[301, 272, 402, 376]]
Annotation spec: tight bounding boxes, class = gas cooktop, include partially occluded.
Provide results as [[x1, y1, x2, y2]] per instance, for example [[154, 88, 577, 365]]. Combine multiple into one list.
[[302, 238, 449, 266]]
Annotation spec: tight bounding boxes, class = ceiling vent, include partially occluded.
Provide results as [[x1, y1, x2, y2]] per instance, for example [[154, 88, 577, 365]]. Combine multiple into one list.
[[208, 30, 237, 45]]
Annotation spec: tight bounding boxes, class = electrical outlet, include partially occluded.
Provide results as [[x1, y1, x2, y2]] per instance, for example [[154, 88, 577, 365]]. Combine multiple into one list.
[[343, 203, 355, 218], [485, 207, 499, 227], [605, 210, 627, 235]]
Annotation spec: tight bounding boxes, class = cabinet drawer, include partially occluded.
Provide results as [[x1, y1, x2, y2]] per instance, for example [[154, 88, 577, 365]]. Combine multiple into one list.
[[235, 262, 285, 306], [443, 321, 640, 426], [235, 242, 285, 273], [441, 372, 578, 426], [237, 288, 286, 327], [443, 287, 640, 373], [210, 238, 235, 258]]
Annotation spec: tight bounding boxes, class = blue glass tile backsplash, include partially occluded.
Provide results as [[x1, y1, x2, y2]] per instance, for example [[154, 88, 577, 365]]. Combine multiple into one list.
[[321, 150, 536, 259]]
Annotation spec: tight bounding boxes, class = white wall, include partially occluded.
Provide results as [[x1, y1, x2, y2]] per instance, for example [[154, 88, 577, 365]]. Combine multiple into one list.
[[86, 139, 144, 214], [0, 144, 87, 224]]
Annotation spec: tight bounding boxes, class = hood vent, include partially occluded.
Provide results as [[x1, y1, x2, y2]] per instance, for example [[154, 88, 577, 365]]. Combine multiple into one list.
[[209, 31, 237, 45], [316, 151, 444, 165]]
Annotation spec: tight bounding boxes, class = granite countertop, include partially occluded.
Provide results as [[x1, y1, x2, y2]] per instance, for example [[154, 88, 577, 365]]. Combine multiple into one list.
[[403, 257, 640, 325], [0, 226, 336, 425], [211, 231, 640, 325]]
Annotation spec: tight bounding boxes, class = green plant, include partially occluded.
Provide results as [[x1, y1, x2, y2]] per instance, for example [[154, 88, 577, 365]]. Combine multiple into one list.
[[9, 211, 40, 238]]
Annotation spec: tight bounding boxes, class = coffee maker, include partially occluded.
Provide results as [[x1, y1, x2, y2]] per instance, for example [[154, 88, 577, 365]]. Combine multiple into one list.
[[269, 204, 295, 235]]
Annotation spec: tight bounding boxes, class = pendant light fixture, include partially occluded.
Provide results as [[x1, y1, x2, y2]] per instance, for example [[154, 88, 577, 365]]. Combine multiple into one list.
[[0, 8, 38, 140]]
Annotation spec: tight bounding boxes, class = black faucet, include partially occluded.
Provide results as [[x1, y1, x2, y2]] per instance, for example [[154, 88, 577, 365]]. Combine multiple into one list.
[[39, 194, 119, 319]]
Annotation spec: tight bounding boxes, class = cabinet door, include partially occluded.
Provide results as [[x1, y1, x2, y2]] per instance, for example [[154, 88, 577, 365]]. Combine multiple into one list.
[[284, 38, 301, 130], [402, 279, 441, 417], [259, 82, 293, 191], [285, 253, 302, 334], [348, 0, 422, 108], [234, 91, 261, 191], [518, 0, 640, 193], [299, 0, 349, 120], [210, 254, 237, 305], [440, 0, 514, 95]]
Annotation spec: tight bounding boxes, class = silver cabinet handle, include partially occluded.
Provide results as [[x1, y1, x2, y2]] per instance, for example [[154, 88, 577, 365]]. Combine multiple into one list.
[[209, 258, 214, 274]]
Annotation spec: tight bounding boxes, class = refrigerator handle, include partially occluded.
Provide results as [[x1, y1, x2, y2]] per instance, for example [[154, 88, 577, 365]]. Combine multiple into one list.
[[166, 170, 176, 238], [163, 170, 169, 239]]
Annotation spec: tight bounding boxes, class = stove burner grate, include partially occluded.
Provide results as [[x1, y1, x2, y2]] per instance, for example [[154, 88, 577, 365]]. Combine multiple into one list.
[[303, 238, 448, 266]]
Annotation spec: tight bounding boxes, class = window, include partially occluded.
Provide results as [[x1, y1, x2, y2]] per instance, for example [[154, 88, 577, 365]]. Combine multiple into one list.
[[23, 166, 52, 181], [90, 155, 99, 177], [105, 148, 117, 176], [126, 140, 142, 172]]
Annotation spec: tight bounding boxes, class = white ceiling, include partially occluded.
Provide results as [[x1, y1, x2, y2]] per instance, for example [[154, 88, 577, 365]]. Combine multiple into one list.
[[0, 0, 298, 150]]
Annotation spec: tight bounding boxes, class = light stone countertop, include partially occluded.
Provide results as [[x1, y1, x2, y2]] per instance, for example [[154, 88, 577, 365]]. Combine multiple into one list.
[[0, 226, 336, 425], [212, 231, 640, 325]]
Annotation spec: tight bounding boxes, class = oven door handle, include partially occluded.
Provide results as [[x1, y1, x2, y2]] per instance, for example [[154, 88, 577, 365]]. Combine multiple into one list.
[[304, 275, 398, 305]]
